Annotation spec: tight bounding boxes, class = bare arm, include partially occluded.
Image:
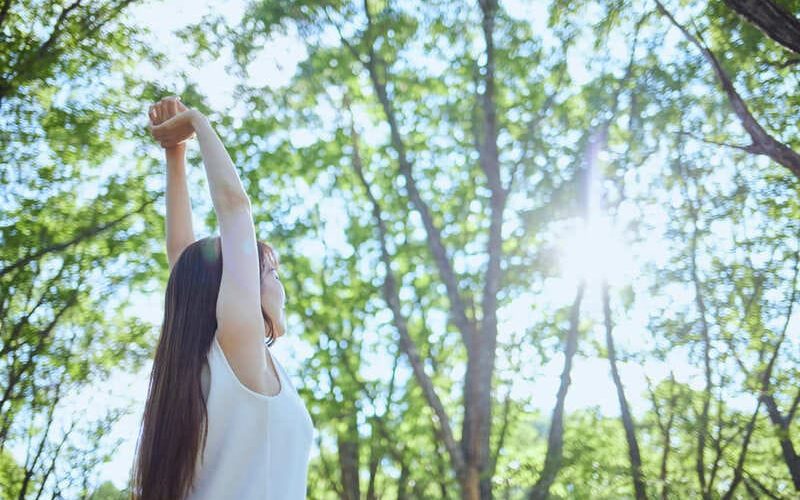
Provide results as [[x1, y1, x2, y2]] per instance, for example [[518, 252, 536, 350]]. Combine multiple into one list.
[[165, 148, 196, 271], [152, 107, 269, 394], [188, 112, 252, 212], [149, 97, 196, 271]]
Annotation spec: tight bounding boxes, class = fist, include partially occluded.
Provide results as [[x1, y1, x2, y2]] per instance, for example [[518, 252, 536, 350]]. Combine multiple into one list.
[[148, 96, 196, 148]]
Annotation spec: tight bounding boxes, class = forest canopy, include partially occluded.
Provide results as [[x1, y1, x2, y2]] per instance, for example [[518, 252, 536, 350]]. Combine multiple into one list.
[[1, 0, 799, 498]]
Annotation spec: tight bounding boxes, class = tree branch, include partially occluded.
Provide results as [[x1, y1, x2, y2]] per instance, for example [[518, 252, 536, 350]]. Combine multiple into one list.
[[0, 194, 161, 278], [346, 101, 466, 478], [356, 3, 479, 351], [655, 0, 800, 180], [722, 400, 762, 500], [724, 0, 800, 55]]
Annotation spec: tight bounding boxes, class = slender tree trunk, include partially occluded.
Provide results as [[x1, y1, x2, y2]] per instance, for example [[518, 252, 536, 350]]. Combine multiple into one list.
[[366, 430, 380, 500], [652, 378, 677, 500], [685, 190, 713, 499], [749, 249, 800, 491], [602, 281, 647, 500], [397, 461, 409, 500], [357, 10, 482, 494], [467, 1, 506, 496], [659, 411, 674, 500], [316, 431, 345, 498], [337, 412, 361, 500], [722, 401, 761, 500], [528, 282, 585, 500], [347, 97, 468, 490]]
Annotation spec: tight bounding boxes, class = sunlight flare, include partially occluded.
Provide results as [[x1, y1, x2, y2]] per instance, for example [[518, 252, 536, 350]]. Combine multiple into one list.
[[557, 216, 635, 288]]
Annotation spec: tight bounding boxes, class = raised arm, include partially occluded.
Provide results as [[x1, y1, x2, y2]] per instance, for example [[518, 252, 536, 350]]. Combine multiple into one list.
[[150, 105, 269, 394], [149, 97, 196, 271]]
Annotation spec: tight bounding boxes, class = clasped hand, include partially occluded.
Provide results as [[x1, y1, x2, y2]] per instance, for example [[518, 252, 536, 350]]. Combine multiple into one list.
[[148, 96, 199, 149]]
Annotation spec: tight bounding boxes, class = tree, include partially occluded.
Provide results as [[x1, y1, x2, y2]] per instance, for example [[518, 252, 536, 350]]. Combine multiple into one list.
[[1, 0, 174, 497]]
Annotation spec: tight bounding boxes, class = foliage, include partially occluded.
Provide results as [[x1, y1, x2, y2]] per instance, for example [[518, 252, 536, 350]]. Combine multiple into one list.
[[2, 0, 800, 498]]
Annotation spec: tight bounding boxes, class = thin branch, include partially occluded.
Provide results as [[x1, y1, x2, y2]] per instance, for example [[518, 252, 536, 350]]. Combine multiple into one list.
[[675, 130, 760, 154], [346, 98, 466, 477], [0, 194, 162, 278], [489, 382, 513, 478], [722, 400, 762, 500], [655, 0, 800, 179]]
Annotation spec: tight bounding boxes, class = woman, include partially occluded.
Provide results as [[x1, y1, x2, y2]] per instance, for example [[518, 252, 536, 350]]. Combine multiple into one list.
[[130, 96, 314, 500]]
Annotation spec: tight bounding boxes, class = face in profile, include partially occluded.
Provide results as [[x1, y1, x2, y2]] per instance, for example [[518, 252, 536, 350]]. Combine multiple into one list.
[[260, 260, 286, 341]]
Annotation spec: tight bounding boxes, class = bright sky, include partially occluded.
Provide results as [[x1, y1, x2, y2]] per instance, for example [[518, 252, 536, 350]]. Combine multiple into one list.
[[20, 0, 768, 493]]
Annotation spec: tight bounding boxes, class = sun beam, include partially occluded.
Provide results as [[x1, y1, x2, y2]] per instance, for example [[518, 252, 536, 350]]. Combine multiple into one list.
[[557, 215, 634, 289]]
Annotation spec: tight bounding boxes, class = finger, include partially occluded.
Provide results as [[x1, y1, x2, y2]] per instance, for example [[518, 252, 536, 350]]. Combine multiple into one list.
[[176, 100, 188, 112], [164, 95, 179, 113], [156, 102, 164, 123], [152, 126, 178, 141], [150, 126, 162, 141], [148, 105, 156, 124], [149, 124, 164, 140], [150, 124, 164, 139], [167, 98, 178, 119]]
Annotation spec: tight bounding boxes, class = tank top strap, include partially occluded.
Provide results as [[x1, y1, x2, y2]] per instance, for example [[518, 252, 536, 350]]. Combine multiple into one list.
[[209, 335, 281, 402]]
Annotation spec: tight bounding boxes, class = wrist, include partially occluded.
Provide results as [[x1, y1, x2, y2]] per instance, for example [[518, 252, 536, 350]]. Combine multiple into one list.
[[164, 144, 186, 162], [188, 109, 209, 130]]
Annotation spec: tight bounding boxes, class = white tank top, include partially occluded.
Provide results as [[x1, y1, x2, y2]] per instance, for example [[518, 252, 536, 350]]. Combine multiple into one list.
[[187, 335, 315, 500]]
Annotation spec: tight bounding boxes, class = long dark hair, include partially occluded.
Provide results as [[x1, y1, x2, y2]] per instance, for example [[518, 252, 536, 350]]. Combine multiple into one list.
[[130, 236, 279, 500]]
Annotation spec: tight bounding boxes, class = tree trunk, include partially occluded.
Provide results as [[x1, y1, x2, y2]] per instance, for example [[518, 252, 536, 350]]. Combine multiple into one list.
[[602, 281, 647, 500], [722, 401, 761, 500], [397, 461, 409, 500], [337, 414, 361, 500], [685, 190, 713, 499], [649, 377, 677, 500], [528, 282, 585, 500], [347, 100, 468, 489], [366, 432, 380, 500]]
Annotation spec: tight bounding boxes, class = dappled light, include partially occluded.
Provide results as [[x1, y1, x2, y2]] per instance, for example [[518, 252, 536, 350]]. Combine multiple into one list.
[[2, 0, 800, 499]]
